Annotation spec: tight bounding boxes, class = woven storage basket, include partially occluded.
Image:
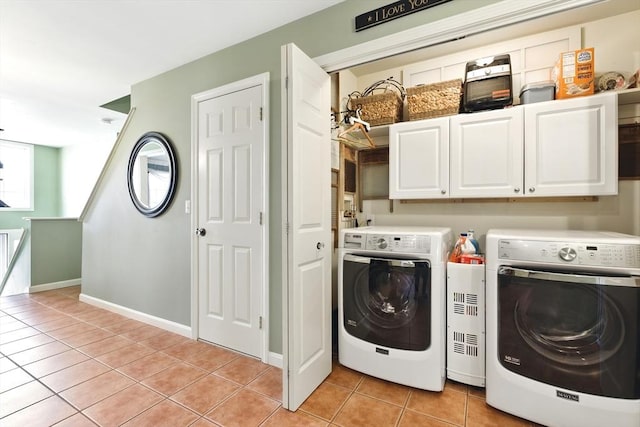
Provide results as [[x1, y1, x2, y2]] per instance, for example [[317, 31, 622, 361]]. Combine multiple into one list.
[[349, 92, 403, 126], [407, 79, 462, 120]]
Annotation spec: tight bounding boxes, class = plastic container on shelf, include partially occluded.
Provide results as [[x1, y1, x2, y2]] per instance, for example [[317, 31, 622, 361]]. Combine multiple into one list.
[[519, 80, 555, 104]]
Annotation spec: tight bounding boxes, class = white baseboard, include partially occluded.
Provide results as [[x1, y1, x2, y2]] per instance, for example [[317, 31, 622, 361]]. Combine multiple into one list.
[[29, 279, 82, 293], [79, 293, 282, 365], [79, 293, 192, 338], [268, 352, 283, 369]]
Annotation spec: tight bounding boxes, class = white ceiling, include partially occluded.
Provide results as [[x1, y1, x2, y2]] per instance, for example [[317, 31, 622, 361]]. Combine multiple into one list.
[[0, 0, 344, 147]]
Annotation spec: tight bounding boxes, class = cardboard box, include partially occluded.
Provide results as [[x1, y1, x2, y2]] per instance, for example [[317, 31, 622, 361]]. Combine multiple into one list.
[[552, 48, 595, 99]]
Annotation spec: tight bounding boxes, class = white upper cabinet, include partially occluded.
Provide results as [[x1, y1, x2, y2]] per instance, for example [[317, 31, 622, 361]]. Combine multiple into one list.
[[524, 92, 617, 197], [389, 117, 449, 199], [450, 108, 524, 198], [390, 92, 618, 200]]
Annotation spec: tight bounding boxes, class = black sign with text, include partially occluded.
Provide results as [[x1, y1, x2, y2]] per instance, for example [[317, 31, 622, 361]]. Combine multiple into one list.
[[355, 0, 452, 32]]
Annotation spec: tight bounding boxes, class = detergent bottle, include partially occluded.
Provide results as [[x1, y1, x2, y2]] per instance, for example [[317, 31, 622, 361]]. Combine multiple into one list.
[[466, 229, 480, 254], [450, 232, 476, 262]]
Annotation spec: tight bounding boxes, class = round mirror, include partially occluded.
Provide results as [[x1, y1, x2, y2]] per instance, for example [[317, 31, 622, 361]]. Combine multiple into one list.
[[127, 132, 177, 217]]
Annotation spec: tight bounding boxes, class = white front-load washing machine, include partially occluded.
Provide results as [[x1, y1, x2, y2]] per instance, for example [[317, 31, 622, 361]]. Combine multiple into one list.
[[338, 226, 452, 391], [486, 229, 640, 427]]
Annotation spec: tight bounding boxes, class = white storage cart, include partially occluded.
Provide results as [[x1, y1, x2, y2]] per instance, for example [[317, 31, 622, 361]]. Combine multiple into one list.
[[446, 262, 485, 387]]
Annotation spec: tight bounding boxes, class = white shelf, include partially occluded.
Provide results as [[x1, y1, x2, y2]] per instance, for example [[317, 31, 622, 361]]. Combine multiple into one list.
[[342, 124, 390, 148], [368, 124, 390, 138], [351, 89, 637, 149], [618, 87, 640, 105]]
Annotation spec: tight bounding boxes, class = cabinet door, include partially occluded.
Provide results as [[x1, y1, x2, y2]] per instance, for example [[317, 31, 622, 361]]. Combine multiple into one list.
[[450, 108, 524, 198], [524, 92, 618, 196], [389, 117, 449, 199]]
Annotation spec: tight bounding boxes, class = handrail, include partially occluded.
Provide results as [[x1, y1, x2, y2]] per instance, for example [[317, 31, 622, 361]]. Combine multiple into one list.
[[78, 107, 136, 222], [0, 228, 27, 296]]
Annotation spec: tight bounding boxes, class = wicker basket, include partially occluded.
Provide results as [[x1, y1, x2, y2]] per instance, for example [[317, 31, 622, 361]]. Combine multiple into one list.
[[349, 92, 403, 126], [407, 79, 462, 120]]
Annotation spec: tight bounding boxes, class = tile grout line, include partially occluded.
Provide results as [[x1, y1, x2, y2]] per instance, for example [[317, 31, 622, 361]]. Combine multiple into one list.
[[332, 373, 366, 424], [394, 388, 414, 427], [0, 298, 140, 425], [78, 317, 281, 424], [464, 385, 469, 427], [0, 295, 149, 424], [1, 295, 213, 426], [0, 332, 91, 424]]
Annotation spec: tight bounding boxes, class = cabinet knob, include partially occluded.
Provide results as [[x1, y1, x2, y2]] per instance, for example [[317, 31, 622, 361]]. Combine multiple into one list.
[[441, 189, 446, 195], [529, 187, 536, 193], [514, 187, 520, 193]]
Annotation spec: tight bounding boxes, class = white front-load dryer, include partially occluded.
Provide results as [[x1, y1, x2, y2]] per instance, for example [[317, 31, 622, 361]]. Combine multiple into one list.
[[338, 226, 452, 391], [486, 229, 640, 427]]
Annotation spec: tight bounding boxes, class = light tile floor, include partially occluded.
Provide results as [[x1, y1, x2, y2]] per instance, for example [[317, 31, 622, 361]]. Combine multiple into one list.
[[0, 286, 537, 426]]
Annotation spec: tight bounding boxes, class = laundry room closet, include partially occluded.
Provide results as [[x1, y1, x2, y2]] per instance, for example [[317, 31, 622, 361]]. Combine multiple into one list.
[[328, 5, 640, 353]]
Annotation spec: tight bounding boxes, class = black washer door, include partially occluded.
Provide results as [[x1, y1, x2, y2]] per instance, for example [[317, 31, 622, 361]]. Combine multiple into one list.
[[342, 254, 431, 351]]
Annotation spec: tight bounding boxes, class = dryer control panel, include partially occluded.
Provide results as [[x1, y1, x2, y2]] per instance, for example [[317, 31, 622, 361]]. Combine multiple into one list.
[[343, 232, 431, 254], [498, 239, 640, 268]]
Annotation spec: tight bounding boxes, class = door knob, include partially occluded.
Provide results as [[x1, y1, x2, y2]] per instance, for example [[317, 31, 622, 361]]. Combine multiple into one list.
[[316, 242, 325, 250], [195, 228, 206, 236]]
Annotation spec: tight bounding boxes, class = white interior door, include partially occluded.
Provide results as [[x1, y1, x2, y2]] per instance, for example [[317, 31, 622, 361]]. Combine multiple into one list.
[[282, 43, 331, 410], [194, 79, 266, 359]]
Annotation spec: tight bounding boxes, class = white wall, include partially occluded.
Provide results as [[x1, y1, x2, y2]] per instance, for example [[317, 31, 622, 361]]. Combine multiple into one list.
[[364, 180, 640, 251], [584, 10, 640, 124], [60, 135, 117, 217], [355, 10, 640, 91], [583, 10, 640, 76], [354, 10, 640, 244]]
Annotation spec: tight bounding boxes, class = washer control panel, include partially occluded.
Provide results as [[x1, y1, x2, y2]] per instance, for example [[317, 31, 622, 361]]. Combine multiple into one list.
[[498, 239, 640, 268], [343, 233, 431, 254]]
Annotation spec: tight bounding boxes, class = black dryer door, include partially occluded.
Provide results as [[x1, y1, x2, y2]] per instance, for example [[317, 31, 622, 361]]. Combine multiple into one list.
[[498, 266, 640, 399]]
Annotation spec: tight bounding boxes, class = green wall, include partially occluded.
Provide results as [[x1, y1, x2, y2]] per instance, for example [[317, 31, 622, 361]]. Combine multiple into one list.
[[81, 0, 499, 352], [30, 219, 82, 286], [0, 144, 61, 229]]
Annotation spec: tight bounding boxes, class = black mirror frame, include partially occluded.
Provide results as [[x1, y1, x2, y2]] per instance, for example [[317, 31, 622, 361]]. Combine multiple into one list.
[[127, 131, 177, 218]]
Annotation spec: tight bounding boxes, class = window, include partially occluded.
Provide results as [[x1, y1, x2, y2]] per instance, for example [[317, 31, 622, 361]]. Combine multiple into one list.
[[0, 141, 34, 210]]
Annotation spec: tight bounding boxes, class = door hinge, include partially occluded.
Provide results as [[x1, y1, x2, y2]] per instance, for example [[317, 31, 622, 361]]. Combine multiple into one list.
[[259, 107, 263, 121], [285, 76, 288, 89], [259, 211, 263, 225], [259, 316, 263, 329]]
